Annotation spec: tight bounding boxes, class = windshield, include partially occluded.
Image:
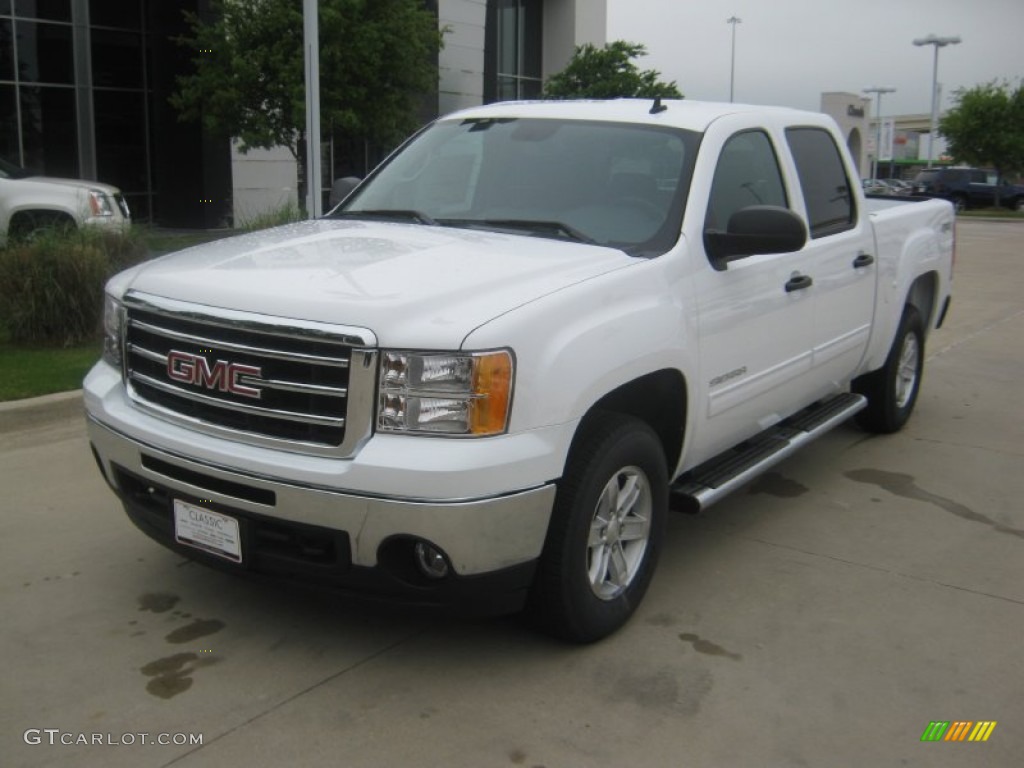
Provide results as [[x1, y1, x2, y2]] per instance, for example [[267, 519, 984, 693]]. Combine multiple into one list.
[[335, 117, 700, 256]]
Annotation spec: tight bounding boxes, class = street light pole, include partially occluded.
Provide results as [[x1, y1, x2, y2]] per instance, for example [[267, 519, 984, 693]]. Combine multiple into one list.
[[863, 87, 896, 180], [727, 16, 741, 103], [303, 0, 322, 218], [913, 34, 961, 168]]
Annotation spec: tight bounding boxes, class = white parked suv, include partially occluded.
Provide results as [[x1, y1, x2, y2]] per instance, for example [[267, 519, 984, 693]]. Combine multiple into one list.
[[85, 99, 954, 641], [0, 157, 131, 244]]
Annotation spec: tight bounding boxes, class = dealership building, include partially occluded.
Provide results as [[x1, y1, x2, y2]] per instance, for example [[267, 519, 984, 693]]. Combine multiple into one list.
[[820, 91, 936, 180]]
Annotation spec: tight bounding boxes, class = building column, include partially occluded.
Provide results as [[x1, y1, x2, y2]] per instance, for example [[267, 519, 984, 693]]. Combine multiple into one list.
[[70, 0, 96, 180]]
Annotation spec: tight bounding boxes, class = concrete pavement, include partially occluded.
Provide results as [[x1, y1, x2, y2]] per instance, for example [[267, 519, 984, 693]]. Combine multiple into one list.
[[2, 219, 1022, 767]]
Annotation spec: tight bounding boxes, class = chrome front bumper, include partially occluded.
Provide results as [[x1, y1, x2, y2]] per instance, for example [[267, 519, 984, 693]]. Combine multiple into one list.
[[87, 416, 556, 578]]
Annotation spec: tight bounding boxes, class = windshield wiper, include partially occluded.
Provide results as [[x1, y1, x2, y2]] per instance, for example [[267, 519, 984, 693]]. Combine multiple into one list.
[[333, 209, 438, 225], [437, 218, 597, 245]]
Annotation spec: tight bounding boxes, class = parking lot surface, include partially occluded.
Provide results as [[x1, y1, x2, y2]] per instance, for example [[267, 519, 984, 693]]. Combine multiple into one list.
[[2, 219, 1022, 767]]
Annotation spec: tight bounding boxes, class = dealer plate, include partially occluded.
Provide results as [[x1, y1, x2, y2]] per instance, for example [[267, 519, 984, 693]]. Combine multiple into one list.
[[173, 499, 242, 563]]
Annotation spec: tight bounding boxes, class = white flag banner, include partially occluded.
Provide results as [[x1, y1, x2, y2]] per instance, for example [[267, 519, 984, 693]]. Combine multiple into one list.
[[879, 119, 896, 162]]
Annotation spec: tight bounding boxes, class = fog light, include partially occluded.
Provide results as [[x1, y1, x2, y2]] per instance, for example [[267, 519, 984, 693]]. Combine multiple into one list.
[[414, 542, 450, 579]]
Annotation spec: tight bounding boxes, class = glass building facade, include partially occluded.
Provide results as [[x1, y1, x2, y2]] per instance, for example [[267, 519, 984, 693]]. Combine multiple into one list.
[[0, 0, 230, 225], [484, 0, 543, 103]]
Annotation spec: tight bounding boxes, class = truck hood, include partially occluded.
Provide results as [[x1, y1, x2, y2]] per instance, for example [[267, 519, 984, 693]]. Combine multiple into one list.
[[121, 219, 636, 348], [25, 175, 122, 195]]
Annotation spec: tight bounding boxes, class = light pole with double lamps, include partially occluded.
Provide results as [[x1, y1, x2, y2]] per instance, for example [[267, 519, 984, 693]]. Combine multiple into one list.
[[913, 34, 961, 168]]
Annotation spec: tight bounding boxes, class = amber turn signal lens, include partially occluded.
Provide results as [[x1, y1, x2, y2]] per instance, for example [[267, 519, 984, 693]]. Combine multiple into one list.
[[470, 351, 513, 435]]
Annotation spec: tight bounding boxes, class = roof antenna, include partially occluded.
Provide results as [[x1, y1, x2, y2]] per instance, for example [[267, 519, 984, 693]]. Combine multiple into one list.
[[650, 97, 668, 114]]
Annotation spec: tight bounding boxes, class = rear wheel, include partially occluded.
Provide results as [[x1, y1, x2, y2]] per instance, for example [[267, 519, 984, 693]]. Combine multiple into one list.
[[529, 413, 668, 643], [852, 305, 924, 433], [951, 195, 967, 213]]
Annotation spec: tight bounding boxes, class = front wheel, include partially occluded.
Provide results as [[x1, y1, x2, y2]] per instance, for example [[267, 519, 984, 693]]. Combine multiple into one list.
[[852, 305, 925, 433], [529, 413, 668, 643]]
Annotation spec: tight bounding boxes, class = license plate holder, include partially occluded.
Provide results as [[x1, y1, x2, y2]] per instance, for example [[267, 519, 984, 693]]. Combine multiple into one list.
[[173, 499, 242, 563]]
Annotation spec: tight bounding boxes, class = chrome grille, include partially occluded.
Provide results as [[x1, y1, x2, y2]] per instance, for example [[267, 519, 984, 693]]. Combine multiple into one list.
[[122, 292, 377, 457]]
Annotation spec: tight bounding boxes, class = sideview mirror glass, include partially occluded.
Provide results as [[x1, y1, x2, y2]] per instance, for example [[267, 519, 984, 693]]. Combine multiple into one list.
[[704, 205, 807, 270]]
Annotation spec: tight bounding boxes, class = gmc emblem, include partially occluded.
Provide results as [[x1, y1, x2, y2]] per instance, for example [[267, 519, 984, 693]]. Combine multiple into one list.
[[166, 350, 262, 399]]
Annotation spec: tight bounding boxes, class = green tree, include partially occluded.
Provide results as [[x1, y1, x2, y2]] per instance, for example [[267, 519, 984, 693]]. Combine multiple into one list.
[[939, 80, 1024, 203], [543, 41, 682, 100], [170, 0, 442, 203]]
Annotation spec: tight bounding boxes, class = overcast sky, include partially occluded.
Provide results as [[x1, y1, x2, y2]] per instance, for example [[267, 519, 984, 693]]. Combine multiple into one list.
[[606, 0, 1024, 117]]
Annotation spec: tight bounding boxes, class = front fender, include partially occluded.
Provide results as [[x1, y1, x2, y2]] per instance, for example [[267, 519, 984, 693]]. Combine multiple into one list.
[[462, 251, 697, 474]]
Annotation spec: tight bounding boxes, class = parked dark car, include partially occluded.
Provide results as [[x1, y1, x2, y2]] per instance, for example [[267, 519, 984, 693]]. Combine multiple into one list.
[[912, 167, 1024, 212]]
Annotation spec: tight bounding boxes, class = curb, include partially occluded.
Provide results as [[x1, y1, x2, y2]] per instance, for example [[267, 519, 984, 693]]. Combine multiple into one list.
[[0, 390, 84, 434]]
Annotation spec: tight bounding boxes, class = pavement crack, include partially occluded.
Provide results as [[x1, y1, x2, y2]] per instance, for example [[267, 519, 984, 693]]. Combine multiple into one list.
[[740, 536, 1024, 607], [926, 307, 1024, 361], [909, 436, 1024, 459]]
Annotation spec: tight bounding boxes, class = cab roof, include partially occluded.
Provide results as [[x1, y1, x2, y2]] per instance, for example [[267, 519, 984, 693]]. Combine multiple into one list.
[[441, 98, 819, 133]]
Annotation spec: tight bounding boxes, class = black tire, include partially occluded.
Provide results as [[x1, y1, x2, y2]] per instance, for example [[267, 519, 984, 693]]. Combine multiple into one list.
[[951, 194, 967, 213], [529, 413, 668, 643], [852, 305, 925, 433]]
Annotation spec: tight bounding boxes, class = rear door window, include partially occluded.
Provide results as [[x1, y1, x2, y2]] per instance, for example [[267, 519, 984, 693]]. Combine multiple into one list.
[[785, 127, 856, 239]]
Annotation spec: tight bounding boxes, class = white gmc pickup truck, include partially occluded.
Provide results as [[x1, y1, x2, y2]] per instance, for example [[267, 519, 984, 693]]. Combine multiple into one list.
[[85, 100, 954, 641]]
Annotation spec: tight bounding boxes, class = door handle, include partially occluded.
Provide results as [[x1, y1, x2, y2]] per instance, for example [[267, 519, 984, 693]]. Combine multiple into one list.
[[853, 252, 875, 268], [785, 274, 813, 292]]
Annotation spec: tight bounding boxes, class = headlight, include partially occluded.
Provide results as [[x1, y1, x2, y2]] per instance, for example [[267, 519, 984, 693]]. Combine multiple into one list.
[[101, 294, 125, 367], [377, 350, 514, 436], [88, 189, 114, 217]]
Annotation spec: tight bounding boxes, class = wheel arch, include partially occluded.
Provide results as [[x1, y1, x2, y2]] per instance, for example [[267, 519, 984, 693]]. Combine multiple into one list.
[[905, 270, 940, 336], [572, 368, 688, 478], [8, 207, 78, 236]]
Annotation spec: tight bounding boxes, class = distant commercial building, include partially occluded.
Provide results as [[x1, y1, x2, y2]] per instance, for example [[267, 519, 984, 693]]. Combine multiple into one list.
[[820, 92, 872, 179], [820, 92, 948, 179]]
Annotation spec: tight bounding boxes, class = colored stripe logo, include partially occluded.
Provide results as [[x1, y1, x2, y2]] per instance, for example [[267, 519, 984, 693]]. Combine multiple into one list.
[[921, 721, 997, 742]]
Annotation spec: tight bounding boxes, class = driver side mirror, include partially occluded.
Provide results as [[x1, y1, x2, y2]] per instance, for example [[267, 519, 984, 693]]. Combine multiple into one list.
[[328, 176, 362, 210], [704, 205, 807, 271]]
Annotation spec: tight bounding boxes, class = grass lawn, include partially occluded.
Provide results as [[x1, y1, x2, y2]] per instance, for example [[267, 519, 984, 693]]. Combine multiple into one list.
[[0, 330, 101, 402]]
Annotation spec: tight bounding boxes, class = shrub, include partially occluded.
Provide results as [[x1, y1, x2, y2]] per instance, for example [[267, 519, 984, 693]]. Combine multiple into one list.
[[236, 202, 305, 232], [0, 227, 148, 345]]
